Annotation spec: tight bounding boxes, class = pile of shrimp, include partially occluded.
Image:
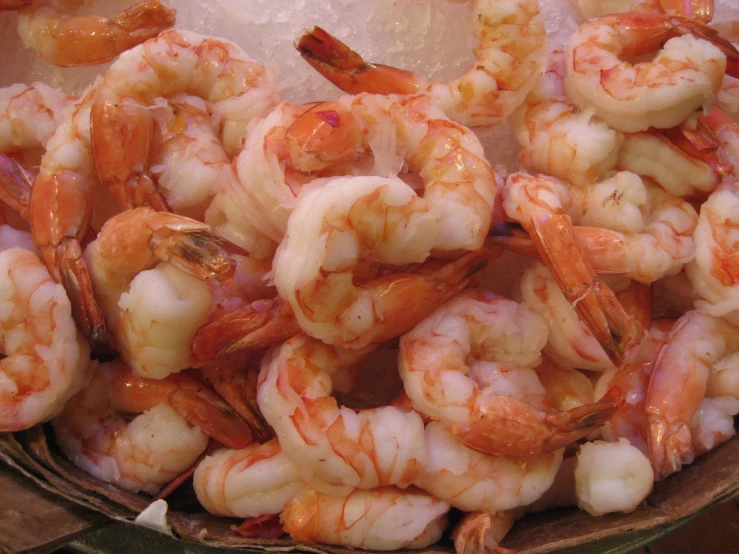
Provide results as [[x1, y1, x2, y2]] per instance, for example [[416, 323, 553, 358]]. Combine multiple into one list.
[[1, 0, 739, 552]]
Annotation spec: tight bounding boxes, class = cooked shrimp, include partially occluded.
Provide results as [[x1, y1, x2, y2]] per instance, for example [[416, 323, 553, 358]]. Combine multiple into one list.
[[509, 50, 623, 187], [567, 171, 698, 284], [574, 0, 714, 22], [501, 172, 640, 365], [83, 207, 242, 378], [91, 29, 280, 211], [594, 319, 675, 455], [146, 95, 231, 221], [273, 175, 491, 349], [690, 396, 739, 456], [230, 100, 363, 243], [534, 357, 595, 411], [236, 93, 497, 250], [616, 131, 721, 197], [399, 289, 618, 458], [451, 456, 580, 554], [414, 422, 564, 513], [0, 246, 93, 431], [296, 0, 547, 128], [564, 13, 728, 133], [29, 82, 113, 349], [52, 360, 212, 494], [516, 260, 616, 371], [574, 438, 654, 515], [257, 334, 426, 492], [685, 179, 739, 323], [193, 439, 305, 518], [16, 0, 175, 67], [646, 310, 739, 479], [451, 511, 517, 554], [281, 486, 450, 551], [0, 82, 71, 155]]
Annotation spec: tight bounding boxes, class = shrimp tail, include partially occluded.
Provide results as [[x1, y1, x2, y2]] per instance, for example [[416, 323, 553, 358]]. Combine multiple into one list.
[[58, 238, 111, 354], [530, 211, 639, 366], [150, 227, 247, 283], [191, 297, 301, 364], [0, 154, 32, 221], [679, 18, 739, 77], [296, 26, 426, 95], [109, 363, 254, 450], [458, 395, 615, 458], [193, 356, 274, 443], [113, 0, 177, 43], [451, 512, 517, 554], [361, 247, 491, 346], [91, 91, 171, 212]]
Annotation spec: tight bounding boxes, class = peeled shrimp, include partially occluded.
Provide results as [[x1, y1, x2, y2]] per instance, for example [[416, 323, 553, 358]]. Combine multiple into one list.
[[646, 309, 739, 479], [16, 0, 175, 67], [147, 95, 233, 221], [501, 172, 640, 365], [509, 49, 623, 187], [52, 360, 209, 494], [296, 0, 547, 128], [83, 207, 240, 379], [282, 486, 449, 551], [517, 260, 616, 371], [564, 13, 727, 133], [690, 397, 739, 456], [399, 289, 617, 458], [272, 174, 491, 349], [30, 82, 111, 349], [236, 93, 497, 252], [685, 111, 739, 322], [617, 131, 720, 197], [257, 334, 426, 492], [594, 319, 675, 455], [574, 438, 654, 516], [414, 422, 564, 513], [91, 29, 280, 211], [193, 439, 306, 518], [0, 246, 93, 431]]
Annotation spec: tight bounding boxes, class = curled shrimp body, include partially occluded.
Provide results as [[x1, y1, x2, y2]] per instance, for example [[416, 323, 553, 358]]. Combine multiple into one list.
[[282, 486, 450, 551], [83, 207, 241, 379], [646, 310, 739, 479], [257, 334, 426, 493], [273, 175, 491, 349], [685, 112, 739, 322], [147, 95, 232, 221], [399, 290, 617, 458], [236, 93, 497, 251], [414, 422, 564, 513], [91, 29, 280, 211], [16, 0, 175, 67], [517, 261, 615, 371], [296, 0, 547, 128], [565, 13, 727, 133], [500, 172, 640, 365], [0, 246, 93, 431], [510, 50, 623, 187], [52, 360, 214, 495], [617, 131, 720, 197], [29, 83, 111, 350], [594, 319, 675, 455], [193, 439, 306, 518]]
